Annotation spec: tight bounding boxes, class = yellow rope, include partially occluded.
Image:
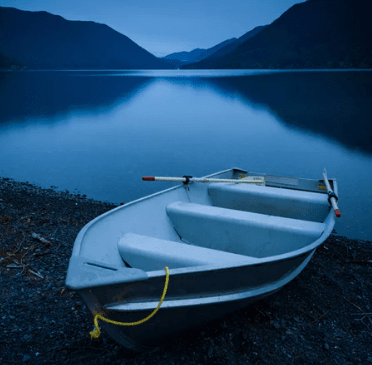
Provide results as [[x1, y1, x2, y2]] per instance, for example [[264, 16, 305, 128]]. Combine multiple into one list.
[[90, 266, 170, 339]]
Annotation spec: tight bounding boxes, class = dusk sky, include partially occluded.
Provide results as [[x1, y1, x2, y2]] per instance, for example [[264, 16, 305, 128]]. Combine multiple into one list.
[[1, 0, 305, 57]]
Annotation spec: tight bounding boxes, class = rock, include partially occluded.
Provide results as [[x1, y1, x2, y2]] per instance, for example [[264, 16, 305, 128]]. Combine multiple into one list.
[[22, 355, 31, 362], [207, 341, 214, 358]]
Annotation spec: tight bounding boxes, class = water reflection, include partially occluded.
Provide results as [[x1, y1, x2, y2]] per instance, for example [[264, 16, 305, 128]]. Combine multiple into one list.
[[204, 71, 372, 155], [1, 70, 372, 240], [0, 71, 153, 126], [1, 70, 371, 155]]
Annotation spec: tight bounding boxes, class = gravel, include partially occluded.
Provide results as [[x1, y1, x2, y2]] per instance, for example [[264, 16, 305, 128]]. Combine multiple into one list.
[[1, 177, 371, 364]]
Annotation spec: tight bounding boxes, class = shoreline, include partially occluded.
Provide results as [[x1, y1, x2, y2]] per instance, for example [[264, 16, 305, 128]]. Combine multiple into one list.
[[1, 177, 371, 364]]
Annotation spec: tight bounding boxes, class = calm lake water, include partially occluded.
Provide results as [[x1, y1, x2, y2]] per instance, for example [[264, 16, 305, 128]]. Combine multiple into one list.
[[1, 70, 372, 240]]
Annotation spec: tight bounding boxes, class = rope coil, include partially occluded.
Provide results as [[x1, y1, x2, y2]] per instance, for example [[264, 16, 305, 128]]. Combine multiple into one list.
[[90, 267, 169, 339]]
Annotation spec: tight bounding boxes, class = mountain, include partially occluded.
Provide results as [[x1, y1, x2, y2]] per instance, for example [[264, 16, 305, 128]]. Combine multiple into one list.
[[163, 39, 237, 68], [206, 25, 267, 60], [184, 0, 372, 69], [0, 7, 173, 70], [163, 25, 267, 68]]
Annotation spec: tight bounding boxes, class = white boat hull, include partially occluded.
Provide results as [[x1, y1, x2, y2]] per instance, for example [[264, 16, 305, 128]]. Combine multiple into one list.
[[66, 167, 338, 350]]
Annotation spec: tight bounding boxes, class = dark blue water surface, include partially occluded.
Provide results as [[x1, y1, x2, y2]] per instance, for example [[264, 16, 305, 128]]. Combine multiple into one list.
[[1, 70, 372, 240]]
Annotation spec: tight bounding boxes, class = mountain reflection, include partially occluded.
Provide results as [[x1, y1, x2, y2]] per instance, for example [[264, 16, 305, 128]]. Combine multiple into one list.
[[0, 71, 153, 125], [1, 70, 371, 156], [205, 71, 372, 155]]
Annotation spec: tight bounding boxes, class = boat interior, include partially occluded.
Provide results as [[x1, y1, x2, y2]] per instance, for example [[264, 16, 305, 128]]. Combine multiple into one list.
[[108, 169, 335, 272]]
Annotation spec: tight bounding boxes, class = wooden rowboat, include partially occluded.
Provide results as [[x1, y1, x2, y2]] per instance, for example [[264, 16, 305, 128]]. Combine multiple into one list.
[[65, 167, 339, 351]]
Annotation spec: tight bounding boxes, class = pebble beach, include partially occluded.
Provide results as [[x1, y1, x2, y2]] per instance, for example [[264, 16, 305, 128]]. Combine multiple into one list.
[[1, 177, 371, 364]]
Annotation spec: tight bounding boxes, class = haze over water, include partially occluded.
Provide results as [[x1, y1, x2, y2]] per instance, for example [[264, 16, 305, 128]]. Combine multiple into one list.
[[1, 70, 371, 240]]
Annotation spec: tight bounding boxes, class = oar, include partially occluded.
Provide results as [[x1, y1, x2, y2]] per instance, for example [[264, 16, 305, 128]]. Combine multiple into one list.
[[142, 175, 265, 185], [322, 168, 341, 218]]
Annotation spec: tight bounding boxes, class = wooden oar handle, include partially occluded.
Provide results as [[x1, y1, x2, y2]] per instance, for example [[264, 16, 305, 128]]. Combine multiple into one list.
[[330, 197, 341, 217], [142, 176, 186, 182]]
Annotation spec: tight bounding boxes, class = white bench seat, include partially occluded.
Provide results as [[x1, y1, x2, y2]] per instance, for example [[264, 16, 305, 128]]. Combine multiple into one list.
[[166, 202, 325, 258], [118, 233, 257, 271], [208, 183, 329, 222]]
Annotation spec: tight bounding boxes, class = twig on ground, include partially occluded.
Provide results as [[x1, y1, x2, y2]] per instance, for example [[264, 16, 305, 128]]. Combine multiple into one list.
[[28, 269, 44, 279], [311, 310, 330, 324]]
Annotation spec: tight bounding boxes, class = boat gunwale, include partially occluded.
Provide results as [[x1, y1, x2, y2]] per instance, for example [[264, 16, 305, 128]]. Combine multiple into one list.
[[105, 250, 315, 311]]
